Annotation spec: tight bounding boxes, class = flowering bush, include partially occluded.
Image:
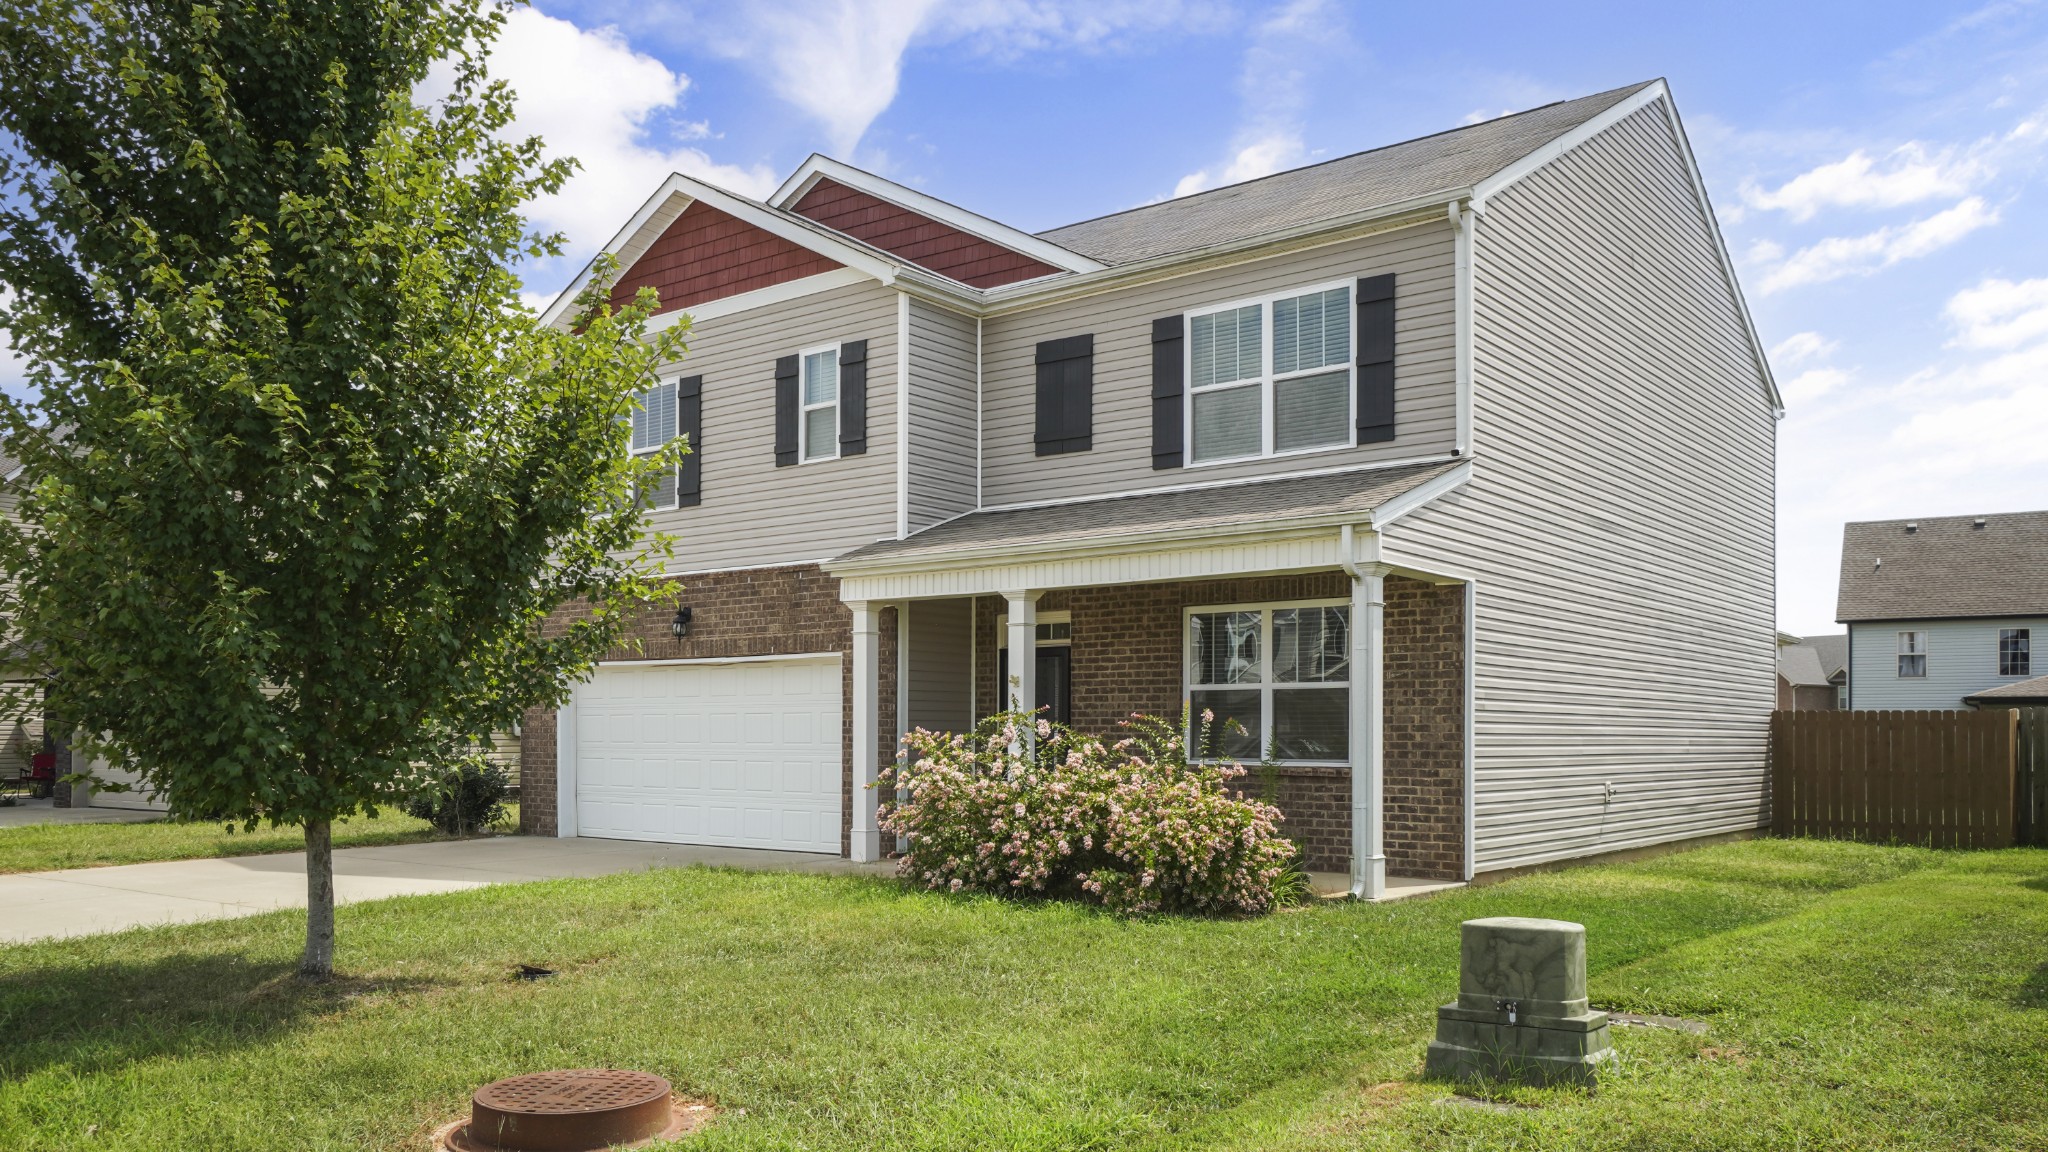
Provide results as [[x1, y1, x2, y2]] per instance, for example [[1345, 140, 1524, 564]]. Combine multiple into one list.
[[877, 709, 1299, 915]]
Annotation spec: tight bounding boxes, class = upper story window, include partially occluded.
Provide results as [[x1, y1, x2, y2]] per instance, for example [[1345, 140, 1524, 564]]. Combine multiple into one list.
[[1187, 602, 1350, 764], [800, 345, 839, 463], [1897, 630, 1927, 678], [1187, 282, 1352, 465], [630, 379, 678, 510], [1999, 628, 2030, 677]]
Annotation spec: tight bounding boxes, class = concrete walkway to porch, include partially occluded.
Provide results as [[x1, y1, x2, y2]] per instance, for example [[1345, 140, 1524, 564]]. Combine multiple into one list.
[[0, 836, 894, 946]]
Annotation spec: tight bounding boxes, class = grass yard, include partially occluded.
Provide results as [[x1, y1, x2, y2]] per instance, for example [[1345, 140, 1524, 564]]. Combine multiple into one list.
[[0, 838, 2042, 1151], [0, 806, 517, 874]]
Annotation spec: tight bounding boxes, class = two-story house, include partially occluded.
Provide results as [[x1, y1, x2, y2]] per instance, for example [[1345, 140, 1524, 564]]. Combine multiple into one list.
[[523, 79, 1780, 899], [1836, 511, 2048, 710]]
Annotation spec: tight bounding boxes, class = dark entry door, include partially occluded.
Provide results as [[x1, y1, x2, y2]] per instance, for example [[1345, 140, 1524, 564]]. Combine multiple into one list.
[[997, 647, 1072, 725]]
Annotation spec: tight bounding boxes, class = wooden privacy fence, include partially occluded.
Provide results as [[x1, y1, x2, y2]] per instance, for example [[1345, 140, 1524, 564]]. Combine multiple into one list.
[[2020, 708, 2048, 848], [1771, 709, 2030, 849]]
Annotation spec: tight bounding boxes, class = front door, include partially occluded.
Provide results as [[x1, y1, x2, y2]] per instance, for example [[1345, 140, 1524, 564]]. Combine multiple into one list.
[[998, 646, 1072, 725]]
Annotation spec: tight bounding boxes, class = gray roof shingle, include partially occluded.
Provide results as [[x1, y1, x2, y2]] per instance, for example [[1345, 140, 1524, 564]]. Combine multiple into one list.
[[1836, 511, 2048, 622], [1777, 645, 1830, 687], [830, 460, 1461, 567], [1804, 634, 1849, 680], [1962, 673, 2048, 704], [1035, 82, 1656, 265]]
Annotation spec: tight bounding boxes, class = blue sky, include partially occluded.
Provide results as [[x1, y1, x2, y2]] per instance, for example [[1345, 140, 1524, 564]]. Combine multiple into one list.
[[7, 0, 2047, 636]]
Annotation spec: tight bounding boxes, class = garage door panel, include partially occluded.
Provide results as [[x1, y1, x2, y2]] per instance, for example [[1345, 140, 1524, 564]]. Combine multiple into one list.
[[575, 658, 841, 853]]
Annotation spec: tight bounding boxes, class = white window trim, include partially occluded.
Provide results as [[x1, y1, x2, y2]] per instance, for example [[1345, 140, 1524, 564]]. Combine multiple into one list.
[[1897, 630, 1927, 679], [797, 341, 841, 465], [995, 610, 1072, 648], [1184, 597, 1351, 767], [632, 377, 680, 512], [1183, 277, 1356, 468], [1998, 627, 2031, 678]]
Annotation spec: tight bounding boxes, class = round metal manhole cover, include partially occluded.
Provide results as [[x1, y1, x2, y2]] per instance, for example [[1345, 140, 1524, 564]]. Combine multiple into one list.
[[433, 1069, 710, 1152]]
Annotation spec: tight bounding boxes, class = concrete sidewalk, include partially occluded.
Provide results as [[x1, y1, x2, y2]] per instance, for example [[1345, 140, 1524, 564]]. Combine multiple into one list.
[[0, 798, 163, 829], [0, 836, 894, 945]]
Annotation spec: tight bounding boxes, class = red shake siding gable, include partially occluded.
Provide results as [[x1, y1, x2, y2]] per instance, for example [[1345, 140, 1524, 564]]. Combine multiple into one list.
[[609, 200, 844, 316], [792, 178, 1061, 289]]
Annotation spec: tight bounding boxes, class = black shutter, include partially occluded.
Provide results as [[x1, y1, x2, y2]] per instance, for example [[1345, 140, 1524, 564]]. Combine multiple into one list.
[[1150, 315, 1185, 469], [675, 374, 702, 507], [839, 339, 868, 456], [1355, 274, 1396, 444], [1034, 333, 1094, 456], [773, 355, 799, 466]]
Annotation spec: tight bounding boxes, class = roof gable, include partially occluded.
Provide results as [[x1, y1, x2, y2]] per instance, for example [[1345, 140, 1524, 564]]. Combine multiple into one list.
[[1837, 511, 2048, 622], [610, 199, 843, 317], [791, 177, 1061, 288]]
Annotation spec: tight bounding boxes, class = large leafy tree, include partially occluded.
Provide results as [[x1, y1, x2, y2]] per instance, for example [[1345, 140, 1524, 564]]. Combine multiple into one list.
[[0, 1, 682, 977]]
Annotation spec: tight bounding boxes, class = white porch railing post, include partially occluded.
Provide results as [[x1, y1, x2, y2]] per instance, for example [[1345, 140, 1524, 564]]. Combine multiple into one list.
[[1350, 565, 1389, 900], [850, 600, 882, 862]]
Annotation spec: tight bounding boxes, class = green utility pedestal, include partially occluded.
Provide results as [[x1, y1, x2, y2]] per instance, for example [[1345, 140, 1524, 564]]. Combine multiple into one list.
[[1424, 916, 1614, 1087]]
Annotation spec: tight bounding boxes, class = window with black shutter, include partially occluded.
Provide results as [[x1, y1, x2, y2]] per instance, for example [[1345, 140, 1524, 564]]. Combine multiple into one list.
[[675, 374, 702, 507], [1355, 273, 1396, 444], [1034, 333, 1093, 456], [773, 355, 799, 467], [1151, 315, 1185, 469], [838, 338, 868, 456]]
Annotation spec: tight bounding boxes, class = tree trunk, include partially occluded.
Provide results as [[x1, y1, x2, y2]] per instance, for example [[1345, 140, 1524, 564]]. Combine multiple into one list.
[[300, 818, 335, 980]]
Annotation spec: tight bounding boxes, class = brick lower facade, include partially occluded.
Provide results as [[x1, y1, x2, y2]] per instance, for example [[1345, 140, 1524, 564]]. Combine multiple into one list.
[[972, 573, 1466, 878], [521, 564, 1464, 880]]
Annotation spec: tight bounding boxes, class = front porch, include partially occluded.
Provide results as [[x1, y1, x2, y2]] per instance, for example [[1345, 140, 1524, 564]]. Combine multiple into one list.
[[827, 461, 1475, 899]]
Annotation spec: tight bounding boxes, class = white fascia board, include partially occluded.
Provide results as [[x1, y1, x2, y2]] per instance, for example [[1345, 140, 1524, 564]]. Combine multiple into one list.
[[769, 154, 1106, 274], [1469, 79, 1782, 412], [642, 267, 872, 335], [1366, 458, 1474, 528]]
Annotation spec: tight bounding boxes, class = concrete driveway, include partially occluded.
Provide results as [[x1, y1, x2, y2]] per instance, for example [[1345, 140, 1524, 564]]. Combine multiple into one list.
[[0, 836, 894, 945], [0, 798, 163, 829]]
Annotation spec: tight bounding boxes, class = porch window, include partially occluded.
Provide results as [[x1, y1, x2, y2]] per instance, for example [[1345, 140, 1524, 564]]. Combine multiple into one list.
[[1186, 282, 1353, 465], [1187, 602, 1350, 764]]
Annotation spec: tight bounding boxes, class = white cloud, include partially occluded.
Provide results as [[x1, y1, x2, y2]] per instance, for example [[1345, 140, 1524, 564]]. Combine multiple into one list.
[[1167, 0, 1336, 199], [1740, 144, 1985, 221], [1780, 366, 1851, 406], [425, 8, 777, 254], [1769, 331, 1839, 367], [1757, 196, 1999, 293], [687, 1, 1209, 157], [1943, 276, 2048, 349]]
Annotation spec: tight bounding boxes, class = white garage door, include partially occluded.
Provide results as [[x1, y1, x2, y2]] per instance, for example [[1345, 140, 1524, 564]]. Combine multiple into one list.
[[574, 657, 841, 852], [88, 757, 169, 811]]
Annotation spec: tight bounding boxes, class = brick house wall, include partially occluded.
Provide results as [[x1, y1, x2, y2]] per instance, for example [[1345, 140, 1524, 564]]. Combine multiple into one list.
[[519, 563, 897, 856], [970, 573, 1465, 877]]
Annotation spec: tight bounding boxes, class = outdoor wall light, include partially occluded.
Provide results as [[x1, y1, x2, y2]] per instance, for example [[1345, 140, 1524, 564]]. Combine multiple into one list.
[[670, 606, 693, 639]]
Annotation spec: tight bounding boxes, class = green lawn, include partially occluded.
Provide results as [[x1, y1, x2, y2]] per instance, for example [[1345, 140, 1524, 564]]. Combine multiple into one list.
[[0, 806, 516, 874], [0, 839, 2042, 1151]]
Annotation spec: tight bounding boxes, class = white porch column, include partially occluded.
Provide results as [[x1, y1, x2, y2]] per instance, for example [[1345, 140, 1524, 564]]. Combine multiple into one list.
[[1349, 564, 1389, 900], [850, 600, 882, 862], [1003, 590, 1040, 759]]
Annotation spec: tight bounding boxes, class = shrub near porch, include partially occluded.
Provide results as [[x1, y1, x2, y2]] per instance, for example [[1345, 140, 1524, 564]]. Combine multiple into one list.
[[880, 711, 1297, 913]]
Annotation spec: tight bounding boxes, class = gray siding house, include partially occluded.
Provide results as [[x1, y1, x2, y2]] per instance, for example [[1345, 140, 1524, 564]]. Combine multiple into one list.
[[1837, 511, 2048, 710], [524, 79, 1780, 897]]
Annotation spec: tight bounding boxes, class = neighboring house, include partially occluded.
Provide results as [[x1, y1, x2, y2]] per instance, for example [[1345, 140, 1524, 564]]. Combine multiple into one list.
[[1776, 643, 1836, 711], [1964, 674, 2048, 709], [1836, 511, 2048, 710], [1775, 633, 1846, 711], [525, 79, 1779, 897]]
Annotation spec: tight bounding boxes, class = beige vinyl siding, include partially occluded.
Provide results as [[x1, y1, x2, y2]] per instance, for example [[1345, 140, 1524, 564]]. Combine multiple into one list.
[[904, 597, 974, 733], [1384, 100, 1776, 873], [906, 298, 979, 532], [977, 222, 1459, 507], [642, 279, 900, 571]]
